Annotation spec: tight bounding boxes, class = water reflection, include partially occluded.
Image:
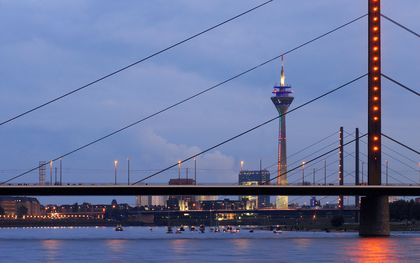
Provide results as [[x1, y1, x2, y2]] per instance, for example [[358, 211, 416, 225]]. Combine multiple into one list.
[[346, 238, 399, 262], [41, 239, 62, 263], [293, 238, 312, 249], [171, 239, 189, 254], [232, 238, 251, 251], [106, 239, 128, 254]]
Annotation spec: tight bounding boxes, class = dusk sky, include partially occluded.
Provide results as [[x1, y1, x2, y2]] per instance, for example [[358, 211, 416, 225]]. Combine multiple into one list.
[[0, 1, 418, 205]]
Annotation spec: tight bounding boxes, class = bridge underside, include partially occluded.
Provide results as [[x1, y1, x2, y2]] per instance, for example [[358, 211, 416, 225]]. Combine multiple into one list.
[[0, 185, 419, 196]]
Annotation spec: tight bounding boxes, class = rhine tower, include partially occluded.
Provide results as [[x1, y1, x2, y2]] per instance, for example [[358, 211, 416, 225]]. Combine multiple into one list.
[[271, 57, 294, 209]]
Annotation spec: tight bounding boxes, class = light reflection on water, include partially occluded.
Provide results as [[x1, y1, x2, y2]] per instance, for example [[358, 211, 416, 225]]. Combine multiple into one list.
[[344, 238, 400, 263], [0, 228, 419, 262], [41, 239, 62, 263]]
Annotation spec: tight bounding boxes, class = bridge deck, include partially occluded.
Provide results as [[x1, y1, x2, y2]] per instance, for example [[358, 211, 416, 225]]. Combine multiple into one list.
[[0, 185, 420, 196]]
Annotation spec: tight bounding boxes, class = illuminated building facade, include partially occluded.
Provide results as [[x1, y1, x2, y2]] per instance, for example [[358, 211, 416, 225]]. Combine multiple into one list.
[[238, 170, 270, 209], [271, 57, 294, 209]]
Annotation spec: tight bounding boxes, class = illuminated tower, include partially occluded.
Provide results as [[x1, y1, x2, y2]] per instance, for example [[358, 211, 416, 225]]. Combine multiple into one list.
[[271, 57, 294, 209]]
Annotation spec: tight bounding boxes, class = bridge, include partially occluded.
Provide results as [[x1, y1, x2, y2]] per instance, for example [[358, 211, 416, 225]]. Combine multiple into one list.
[[0, 0, 418, 237], [1, 185, 420, 196]]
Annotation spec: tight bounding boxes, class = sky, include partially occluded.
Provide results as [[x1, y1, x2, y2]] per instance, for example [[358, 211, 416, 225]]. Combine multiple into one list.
[[0, 0, 419, 205]]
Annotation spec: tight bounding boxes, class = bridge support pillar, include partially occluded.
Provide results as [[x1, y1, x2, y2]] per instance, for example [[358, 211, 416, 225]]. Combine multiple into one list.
[[359, 195, 389, 237]]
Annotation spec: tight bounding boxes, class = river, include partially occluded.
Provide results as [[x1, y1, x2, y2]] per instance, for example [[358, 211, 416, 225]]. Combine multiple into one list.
[[0, 227, 419, 262]]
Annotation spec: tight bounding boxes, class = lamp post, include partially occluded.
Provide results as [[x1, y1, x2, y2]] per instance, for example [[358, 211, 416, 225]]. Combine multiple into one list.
[[240, 160, 244, 171], [418, 162, 420, 185], [127, 158, 130, 185], [49, 160, 53, 186], [178, 160, 182, 180], [114, 160, 119, 185], [301, 161, 305, 185]]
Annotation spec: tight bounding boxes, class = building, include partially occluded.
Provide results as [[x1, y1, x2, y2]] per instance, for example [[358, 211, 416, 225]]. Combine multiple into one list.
[[136, 195, 167, 207], [238, 170, 270, 209], [168, 178, 196, 210], [200, 199, 246, 211], [0, 196, 42, 216], [271, 57, 294, 209]]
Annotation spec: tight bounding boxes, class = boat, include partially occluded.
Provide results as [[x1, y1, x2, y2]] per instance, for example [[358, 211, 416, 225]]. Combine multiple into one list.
[[273, 225, 282, 234], [178, 225, 185, 232], [167, 226, 173, 234], [115, 225, 123, 231], [189, 225, 196, 231], [199, 224, 205, 233]]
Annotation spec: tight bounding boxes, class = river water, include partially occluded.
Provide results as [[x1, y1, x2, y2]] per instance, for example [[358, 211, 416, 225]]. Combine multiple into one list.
[[0, 227, 419, 262]]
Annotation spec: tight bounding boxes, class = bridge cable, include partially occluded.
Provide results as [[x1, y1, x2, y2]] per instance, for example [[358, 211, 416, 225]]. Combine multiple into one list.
[[265, 131, 353, 171], [344, 130, 418, 173], [0, 14, 369, 183], [0, 0, 274, 127], [266, 133, 367, 184], [381, 133, 420, 155], [130, 74, 367, 185], [353, 146, 417, 184], [382, 74, 420, 97], [263, 130, 338, 170], [381, 14, 420, 38], [1, 12, 367, 131]]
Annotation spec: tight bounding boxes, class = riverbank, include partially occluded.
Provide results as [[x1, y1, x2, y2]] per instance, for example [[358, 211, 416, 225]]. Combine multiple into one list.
[[1, 219, 419, 232]]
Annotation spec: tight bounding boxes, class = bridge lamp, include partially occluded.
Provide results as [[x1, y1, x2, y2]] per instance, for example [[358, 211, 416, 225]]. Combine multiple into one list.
[[114, 160, 119, 185], [178, 160, 182, 180], [301, 161, 306, 185], [368, 0, 382, 185]]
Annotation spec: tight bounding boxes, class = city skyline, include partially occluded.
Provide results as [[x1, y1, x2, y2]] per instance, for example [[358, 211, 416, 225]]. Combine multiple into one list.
[[0, 1, 418, 205]]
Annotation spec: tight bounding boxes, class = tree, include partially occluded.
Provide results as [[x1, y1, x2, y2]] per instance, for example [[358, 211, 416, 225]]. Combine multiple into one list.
[[16, 205, 28, 218]]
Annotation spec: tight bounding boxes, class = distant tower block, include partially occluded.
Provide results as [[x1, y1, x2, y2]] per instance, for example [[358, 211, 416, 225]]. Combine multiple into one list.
[[39, 161, 46, 185], [271, 57, 294, 209]]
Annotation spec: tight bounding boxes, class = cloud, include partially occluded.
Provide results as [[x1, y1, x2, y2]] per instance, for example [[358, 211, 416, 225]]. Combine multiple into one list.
[[137, 128, 237, 183]]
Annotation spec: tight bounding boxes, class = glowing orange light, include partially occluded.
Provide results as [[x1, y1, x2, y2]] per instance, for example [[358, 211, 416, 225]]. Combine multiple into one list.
[[373, 27, 378, 31], [373, 67, 379, 71], [373, 146, 379, 151], [373, 7, 378, 12], [373, 106, 379, 111], [373, 17, 378, 21], [373, 37, 379, 41], [373, 57, 378, 61], [373, 116, 379, 121], [373, 96, 379, 101], [373, 77, 379, 81], [373, 136, 379, 141], [373, 46, 378, 51]]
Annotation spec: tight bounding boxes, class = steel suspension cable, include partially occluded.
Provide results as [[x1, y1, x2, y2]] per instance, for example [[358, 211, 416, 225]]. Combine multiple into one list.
[[0, 0, 274, 127], [130, 74, 367, 185]]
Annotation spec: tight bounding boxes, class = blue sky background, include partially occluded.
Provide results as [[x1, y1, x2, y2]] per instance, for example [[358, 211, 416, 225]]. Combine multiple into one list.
[[0, 0, 418, 205]]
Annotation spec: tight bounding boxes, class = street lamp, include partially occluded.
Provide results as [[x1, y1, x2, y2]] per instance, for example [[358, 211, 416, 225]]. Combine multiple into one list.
[[49, 160, 53, 186], [114, 160, 119, 185], [127, 157, 130, 185], [418, 162, 420, 185], [301, 161, 306, 185], [178, 160, 182, 180], [240, 160, 244, 171]]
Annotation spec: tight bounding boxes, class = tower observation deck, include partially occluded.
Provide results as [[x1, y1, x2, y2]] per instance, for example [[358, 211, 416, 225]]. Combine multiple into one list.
[[271, 57, 294, 209]]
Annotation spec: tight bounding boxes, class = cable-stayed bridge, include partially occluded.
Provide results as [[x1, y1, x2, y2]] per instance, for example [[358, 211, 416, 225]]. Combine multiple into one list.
[[0, 0, 418, 236]]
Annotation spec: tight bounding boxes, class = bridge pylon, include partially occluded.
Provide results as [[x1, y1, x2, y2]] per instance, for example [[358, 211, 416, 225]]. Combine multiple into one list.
[[359, 0, 389, 237]]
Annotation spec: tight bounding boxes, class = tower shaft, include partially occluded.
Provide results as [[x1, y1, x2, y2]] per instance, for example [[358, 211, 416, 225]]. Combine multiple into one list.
[[277, 111, 288, 185]]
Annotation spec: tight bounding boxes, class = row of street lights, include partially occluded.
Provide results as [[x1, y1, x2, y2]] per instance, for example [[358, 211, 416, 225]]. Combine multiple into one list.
[[113, 158, 420, 185], [112, 159, 187, 185]]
